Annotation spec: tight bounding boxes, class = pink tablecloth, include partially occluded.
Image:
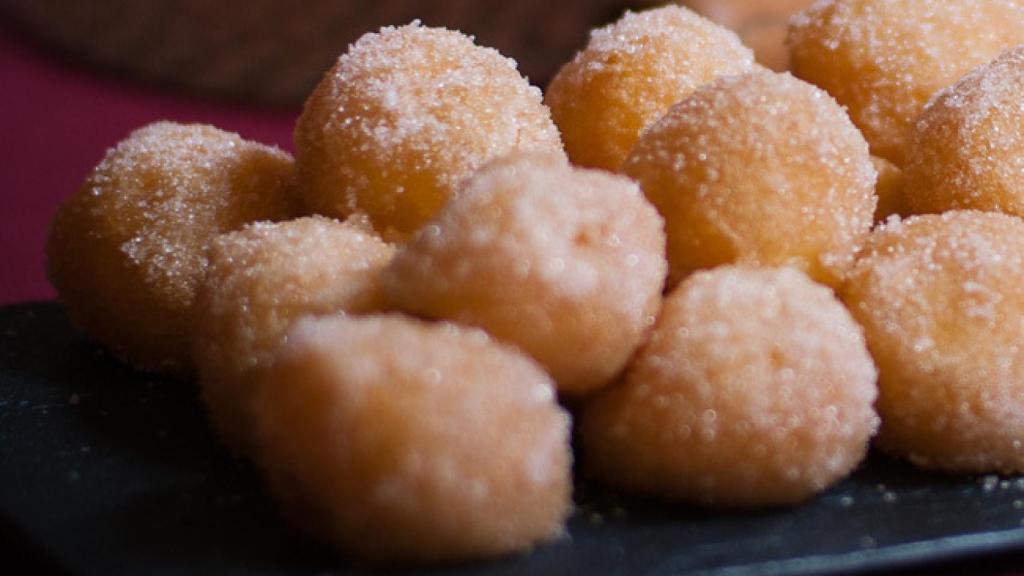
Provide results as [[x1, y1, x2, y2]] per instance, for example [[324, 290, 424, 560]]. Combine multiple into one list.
[[0, 26, 297, 305]]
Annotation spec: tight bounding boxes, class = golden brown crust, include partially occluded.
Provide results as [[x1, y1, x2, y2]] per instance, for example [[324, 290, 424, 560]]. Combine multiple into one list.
[[46, 122, 297, 375]]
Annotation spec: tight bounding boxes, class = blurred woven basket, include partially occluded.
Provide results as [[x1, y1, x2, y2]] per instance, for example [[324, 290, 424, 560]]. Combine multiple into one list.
[[1, 0, 658, 105], [1, 0, 812, 106]]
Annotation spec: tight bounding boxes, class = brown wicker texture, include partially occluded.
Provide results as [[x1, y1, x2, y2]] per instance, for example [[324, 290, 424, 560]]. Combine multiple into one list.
[[2, 0, 664, 104]]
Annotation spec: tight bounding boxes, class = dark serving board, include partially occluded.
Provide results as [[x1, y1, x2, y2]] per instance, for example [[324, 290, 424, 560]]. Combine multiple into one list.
[[4, 302, 1024, 576]]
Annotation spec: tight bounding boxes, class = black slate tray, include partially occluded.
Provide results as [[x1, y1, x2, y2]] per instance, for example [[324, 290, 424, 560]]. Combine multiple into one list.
[[3, 302, 1024, 576]]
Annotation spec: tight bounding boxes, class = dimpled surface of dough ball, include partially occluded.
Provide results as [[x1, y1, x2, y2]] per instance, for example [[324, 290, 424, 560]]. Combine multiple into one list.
[[624, 71, 876, 289], [545, 5, 754, 172], [295, 22, 564, 238], [194, 216, 395, 456], [904, 47, 1024, 217], [872, 156, 905, 223], [841, 211, 1024, 474], [253, 314, 572, 563], [788, 0, 1024, 165], [383, 154, 666, 396], [581, 266, 879, 507], [46, 122, 297, 375]]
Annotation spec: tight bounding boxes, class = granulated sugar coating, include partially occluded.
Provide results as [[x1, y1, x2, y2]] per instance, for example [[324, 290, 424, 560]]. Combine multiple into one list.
[[545, 5, 754, 172], [623, 71, 876, 289], [581, 266, 879, 507], [253, 314, 572, 563], [383, 154, 667, 396], [903, 46, 1024, 217], [788, 0, 1024, 165], [872, 156, 905, 223], [194, 216, 395, 456], [294, 22, 564, 238], [841, 211, 1024, 474], [46, 122, 297, 375]]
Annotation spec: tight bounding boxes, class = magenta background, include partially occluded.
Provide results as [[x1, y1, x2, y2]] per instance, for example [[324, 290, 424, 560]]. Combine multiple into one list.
[[0, 26, 297, 305]]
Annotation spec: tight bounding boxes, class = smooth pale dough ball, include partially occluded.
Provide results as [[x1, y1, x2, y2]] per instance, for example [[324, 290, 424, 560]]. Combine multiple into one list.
[[872, 156, 905, 223], [383, 154, 667, 396], [46, 122, 297, 375], [545, 5, 754, 172], [253, 314, 572, 563], [295, 22, 564, 238], [581, 266, 879, 507], [841, 211, 1024, 474], [789, 0, 1024, 165], [194, 216, 395, 456], [903, 47, 1024, 217], [623, 71, 876, 289]]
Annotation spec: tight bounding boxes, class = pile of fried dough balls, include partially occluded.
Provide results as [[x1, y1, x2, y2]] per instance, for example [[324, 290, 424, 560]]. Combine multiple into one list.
[[45, 0, 1024, 566]]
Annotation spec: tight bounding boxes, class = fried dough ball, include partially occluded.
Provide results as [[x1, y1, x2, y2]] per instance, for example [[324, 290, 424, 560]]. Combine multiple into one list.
[[872, 156, 905, 223], [46, 122, 297, 375], [841, 211, 1024, 474], [903, 47, 1024, 217], [253, 314, 572, 563], [545, 5, 754, 172], [295, 22, 564, 238], [194, 216, 395, 456], [623, 71, 876, 289], [582, 266, 879, 507], [788, 0, 1024, 165], [383, 154, 666, 396]]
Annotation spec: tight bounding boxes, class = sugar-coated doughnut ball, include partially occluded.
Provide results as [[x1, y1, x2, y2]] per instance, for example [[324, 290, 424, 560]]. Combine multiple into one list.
[[841, 211, 1024, 474], [623, 71, 876, 289], [383, 154, 666, 396], [903, 47, 1024, 217], [582, 266, 879, 507], [253, 314, 572, 563], [789, 0, 1024, 165], [872, 156, 905, 223], [295, 22, 564, 238], [47, 122, 297, 375], [545, 5, 754, 172], [194, 216, 395, 456]]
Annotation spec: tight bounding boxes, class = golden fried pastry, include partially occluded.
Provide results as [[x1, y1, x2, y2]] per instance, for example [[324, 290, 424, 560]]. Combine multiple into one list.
[[842, 211, 1024, 474], [624, 71, 876, 288], [295, 22, 564, 238], [253, 314, 572, 563], [545, 5, 754, 172], [583, 266, 879, 507], [383, 154, 666, 396], [47, 122, 297, 375], [789, 0, 1024, 164], [194, 216, 395, 455], [903, 46, 1024, 217]]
